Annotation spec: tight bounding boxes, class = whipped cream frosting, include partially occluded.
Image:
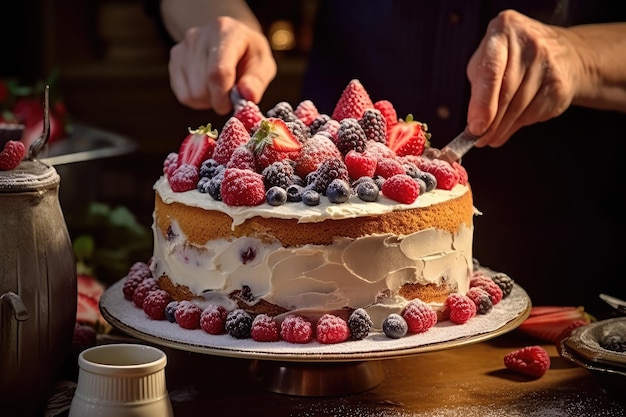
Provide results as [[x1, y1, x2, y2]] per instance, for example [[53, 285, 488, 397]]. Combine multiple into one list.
[[151, 177, 474, 328]]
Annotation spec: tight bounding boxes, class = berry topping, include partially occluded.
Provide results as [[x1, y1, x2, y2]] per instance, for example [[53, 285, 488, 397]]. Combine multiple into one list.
[[280, 314, 313, 344], [142, 289, 173, 320], [262, 159, 296, 189], [266, 186, 288, 206], [331, 79, 374, 122], [336, 117, 367, 155], [326, 179, 351, 204], [213, 117, 251, 165], [225, 309, 253, 339], [248, 118, 302, 169], [234, 100, 264, 132], [163, 152, 178, 177], [381, 174, 420, 204], [251, 314, 280, 342], [168, 163, 200, 192], [174, 300, 202, 329], [266, 101, 297, 122], [0, 140, 25, 171], [386, 114, 430, 157], [359, 108, 387, 144], [446, 293, 477, 324], [383, 313, 408, 339], [122, 262, 152, 301], [401, 300, 437, 334], [295, 133, 343, 178], [226, 146, 257, 171], [220, 168, 266, 206], [374, 100, 398, 130], [305, 158, 350, 195], [504, 346, 550, 378], [375, 158, 405, 179], [344, 149, 377, 179], [316, 314, 350, 344], [178, 124, 218, 168], [200, 304, 228, 335], [294, 99, 320, 126], [348, 308, 373, 340], [355, 179, 379, 202]]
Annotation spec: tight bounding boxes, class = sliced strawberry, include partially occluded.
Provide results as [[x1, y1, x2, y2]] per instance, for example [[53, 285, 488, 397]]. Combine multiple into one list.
[[77, 274, 105, 301], [76, 292, 100, 326], [518, 306, 592, 343], [248, 118, 302, 169], [178, 124, 218, 168], [528, 306, 579, 317], [331, 79, 374, 122], [387, 114, 430, 157]]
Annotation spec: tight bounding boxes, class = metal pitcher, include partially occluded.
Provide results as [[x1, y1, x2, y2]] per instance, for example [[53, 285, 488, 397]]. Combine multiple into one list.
[[0, 87, 77, 416]]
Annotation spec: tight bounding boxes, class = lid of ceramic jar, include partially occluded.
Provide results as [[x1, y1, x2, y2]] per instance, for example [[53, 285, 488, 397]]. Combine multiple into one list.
[[0, 160, 59, 193]]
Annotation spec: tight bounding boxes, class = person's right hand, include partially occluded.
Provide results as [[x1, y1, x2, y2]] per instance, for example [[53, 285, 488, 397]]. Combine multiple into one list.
[[168, 16, 277, 114]]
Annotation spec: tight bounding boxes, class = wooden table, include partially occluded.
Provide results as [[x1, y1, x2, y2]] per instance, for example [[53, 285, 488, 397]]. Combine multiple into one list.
[[146, 330, 624, 417]]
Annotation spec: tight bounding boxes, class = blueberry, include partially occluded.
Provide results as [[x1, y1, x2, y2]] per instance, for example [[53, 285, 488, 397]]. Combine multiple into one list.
[[356, 181, 379, 202], [197, 176, 211, 193], [286, 184, 304, 202], [382, 314, 408, 339], [164, 301, 179, 323], [207, 175, 223, 200], [326, 179, 351, 203], [302, 189, 321, 206], [414, 178, 427, 195], [266, 186, 288, 206], [417, 171, 437, 192]]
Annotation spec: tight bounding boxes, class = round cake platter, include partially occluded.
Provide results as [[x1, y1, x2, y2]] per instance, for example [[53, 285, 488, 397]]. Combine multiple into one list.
[[100, 279, 531, 396]]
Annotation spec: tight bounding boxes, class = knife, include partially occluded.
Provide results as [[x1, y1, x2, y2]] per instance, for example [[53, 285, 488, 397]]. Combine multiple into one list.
[[229, 86, 246, 113], [438, 128, 480, 164]]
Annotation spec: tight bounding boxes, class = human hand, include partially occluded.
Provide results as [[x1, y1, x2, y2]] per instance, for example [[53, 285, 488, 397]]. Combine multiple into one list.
[[465, 10, 581, 147], [168, 16, 277, 114]]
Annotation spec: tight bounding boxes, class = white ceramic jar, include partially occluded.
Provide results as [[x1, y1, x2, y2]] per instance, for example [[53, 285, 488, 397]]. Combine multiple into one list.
[[69, 343, 173, 417]]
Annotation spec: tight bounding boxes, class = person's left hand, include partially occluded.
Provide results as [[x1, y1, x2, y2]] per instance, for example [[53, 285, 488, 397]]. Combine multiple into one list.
[[465, 10, 581, 147]]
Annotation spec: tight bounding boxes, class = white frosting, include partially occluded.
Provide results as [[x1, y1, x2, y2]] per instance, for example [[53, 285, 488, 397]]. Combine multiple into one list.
[[151, 177, 473, 328]]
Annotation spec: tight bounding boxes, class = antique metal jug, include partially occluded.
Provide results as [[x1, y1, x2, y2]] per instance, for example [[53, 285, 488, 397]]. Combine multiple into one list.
[[0, 88, 77, 416]]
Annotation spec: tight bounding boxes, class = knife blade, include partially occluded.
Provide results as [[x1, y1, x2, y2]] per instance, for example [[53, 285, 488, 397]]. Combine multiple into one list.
[[438, 128, 480, 164], [229, 86, 246, 113]]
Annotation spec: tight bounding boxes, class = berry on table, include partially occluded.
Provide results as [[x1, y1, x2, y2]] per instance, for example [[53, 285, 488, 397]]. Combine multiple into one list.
[[383, 314, 408, 339], [504, 345, 550, 378], [401, 300, 437, 334], [316, 314, 350, 344], [251, 314, 280, 342]]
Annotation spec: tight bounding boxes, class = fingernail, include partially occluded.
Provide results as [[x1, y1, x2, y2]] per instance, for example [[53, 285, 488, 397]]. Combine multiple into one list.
[[468, 120, 486, 136]]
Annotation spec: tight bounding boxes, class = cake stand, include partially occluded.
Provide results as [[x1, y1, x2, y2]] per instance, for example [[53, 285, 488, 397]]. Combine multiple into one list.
[[100, 279, 531, 396]]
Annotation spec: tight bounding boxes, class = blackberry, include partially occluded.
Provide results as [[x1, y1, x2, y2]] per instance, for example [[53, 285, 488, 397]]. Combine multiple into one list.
[[348, 308, 373, 340], [262, 160, 295, 189], [491, 273, 514, 298], [359, 108, 387, 144], [336, 118, 367, 155], [309, 114, 331, 135], [286, 119, 310, 143], [199, 159, 224, 179], [306, 159, 350, 195], [266, 101, 297, 122], [382, 314, 408, 339], [301, 188, 321, 206], [225, 309, 253, 339], [599, 334, 626, 353], [164, 301, 179, 323], [326, 179, 351, 203], [355, 180, 379, 202], [468, 287, 493, 314], [266, 186, 288, 206], [286, 184, 305, 202]]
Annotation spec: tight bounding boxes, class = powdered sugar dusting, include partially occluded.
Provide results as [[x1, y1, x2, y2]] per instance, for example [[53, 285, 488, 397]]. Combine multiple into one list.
[[101, 281, 530, 359]]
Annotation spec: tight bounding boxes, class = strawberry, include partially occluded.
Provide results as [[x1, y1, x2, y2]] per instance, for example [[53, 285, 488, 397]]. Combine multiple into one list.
[[234, 100, 264, 132], [248, 118, 302, 169], [331, 79, 374, 122], [0, 140, 25, 170], [178, 124, 218, 168], [387, 114, 430, 157], [213, 117, 250, 165], [374, 99, 398, 130], [220, 167, 266, 206], [344, 149, 377, 179], [381, 174, 420, 204], [517, 306, 592, 343], [294, 133, 342, 178], [294, 99, 320, 126]]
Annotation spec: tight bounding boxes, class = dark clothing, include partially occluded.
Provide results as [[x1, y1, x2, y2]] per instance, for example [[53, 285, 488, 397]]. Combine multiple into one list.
[[302, 1, 625, 316]]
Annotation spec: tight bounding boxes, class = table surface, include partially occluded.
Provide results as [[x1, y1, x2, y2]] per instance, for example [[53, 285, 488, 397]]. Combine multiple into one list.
[[85, 330, 623, 417]]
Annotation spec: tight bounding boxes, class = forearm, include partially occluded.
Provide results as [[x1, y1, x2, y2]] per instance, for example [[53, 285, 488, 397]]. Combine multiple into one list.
[[160, 0, 262, 42], [568, 22, 626, 112]]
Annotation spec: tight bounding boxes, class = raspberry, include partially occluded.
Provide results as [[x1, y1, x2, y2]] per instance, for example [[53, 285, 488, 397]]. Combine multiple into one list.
[[72, 323, 97, 350], [359, 108, 387, 144], [0, 140, 25, 171], [491, 272, 515, 298], [168, 163, 200, 192], [132, 278, 158, 308], [336, 117, 367, 155], [382, 314, 408, 339], [452, 161, 468, 185], [123, 273, 146, 301], [220, 168, 266, 206], [316, 314, 350, 344], [250, 314, 280, 342], [348, 308, 373, 340], [344, 149, 377, 179], [381, 174, 420, 204], [466, 287, 493, 315], [225, 309, 253, 339], [446, 293, 476, 324], [374, 100, 398, 130], [504, 345, 550, 378], [425, 159, 458, 190], [142, 289, 172, 320], [164, 301, 179, 323], [174, 300, 202, 329], [234, 101, 264, 132], [200, 304, 228, 335], [316, 119, 340, 142], [401, 300, 437, 334], [280, 314, 313, 344], [163, 152, 178, 177], [375, 158, 405, 179], [294, 99, 320, 126], [470, 276, 503, 305]]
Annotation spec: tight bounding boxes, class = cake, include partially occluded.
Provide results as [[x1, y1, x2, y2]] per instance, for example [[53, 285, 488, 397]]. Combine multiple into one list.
[[146, 79, 476, 330]]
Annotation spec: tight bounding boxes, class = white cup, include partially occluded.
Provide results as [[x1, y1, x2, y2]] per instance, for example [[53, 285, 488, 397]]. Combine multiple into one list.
[[69, 343, 173, 417]]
